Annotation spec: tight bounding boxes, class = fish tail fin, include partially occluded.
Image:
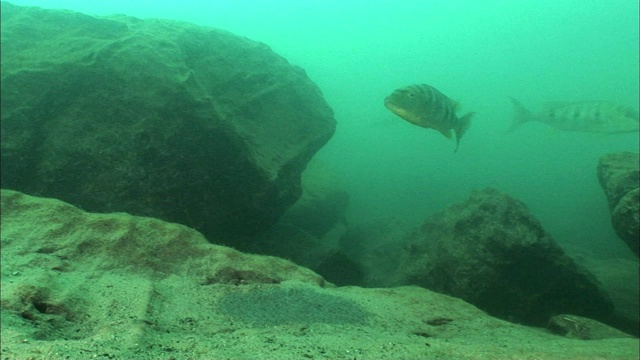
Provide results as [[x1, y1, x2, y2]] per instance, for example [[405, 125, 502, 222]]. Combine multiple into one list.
[[453, 112, 473, 152], [508, 97, 533, 132]]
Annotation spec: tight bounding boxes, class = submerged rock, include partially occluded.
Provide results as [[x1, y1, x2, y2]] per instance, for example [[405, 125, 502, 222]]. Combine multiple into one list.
[[0, 2, 335, 243], [398, 188, 614, 326], [597, 152, 639, 257], [597, 153, 640, 211]]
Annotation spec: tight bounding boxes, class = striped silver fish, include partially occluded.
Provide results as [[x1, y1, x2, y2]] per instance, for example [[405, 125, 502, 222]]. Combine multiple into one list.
[[509, 97, 639, 133], [384, 84, 473, 152]]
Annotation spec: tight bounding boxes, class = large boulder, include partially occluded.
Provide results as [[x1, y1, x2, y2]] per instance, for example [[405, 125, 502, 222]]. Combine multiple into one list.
[[597, 152, 639, 256], [397, 188, 614, 326], [0, 3, 335, 243]]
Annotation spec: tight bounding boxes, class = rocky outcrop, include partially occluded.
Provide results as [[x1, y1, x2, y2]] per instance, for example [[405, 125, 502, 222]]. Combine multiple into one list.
[[597, 152, 639, 256], [397, 188, 614, 326], [3, 189, 638, 359], [0, 189, 326, 285], [0, 3, 335, 243]]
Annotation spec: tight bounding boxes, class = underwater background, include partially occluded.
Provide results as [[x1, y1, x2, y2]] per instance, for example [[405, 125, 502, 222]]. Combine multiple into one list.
[[7, 0, 639, 259]]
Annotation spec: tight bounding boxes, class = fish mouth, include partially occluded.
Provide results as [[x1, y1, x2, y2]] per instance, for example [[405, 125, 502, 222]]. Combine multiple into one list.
[[384, 98, 404, 115], [384, 97, 396, 110], [384, 99, 418, 124]]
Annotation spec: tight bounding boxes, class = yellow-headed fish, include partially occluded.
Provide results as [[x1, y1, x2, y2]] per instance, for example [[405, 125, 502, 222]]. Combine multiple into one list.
[[509, 97, 639, 133], [384, 84, 473, 152]]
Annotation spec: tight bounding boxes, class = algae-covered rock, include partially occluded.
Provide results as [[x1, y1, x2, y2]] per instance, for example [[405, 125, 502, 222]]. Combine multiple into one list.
[[597, 152, 639, 257], [597, 152, 639, 211], [611, 188, 640, 256], [0, 2, 335, 243], [398, 188, 614, 326]]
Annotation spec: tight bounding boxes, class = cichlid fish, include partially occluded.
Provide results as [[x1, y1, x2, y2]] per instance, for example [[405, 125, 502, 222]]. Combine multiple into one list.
[[509, 97, 639, 133], [384, 84, 473, 152]]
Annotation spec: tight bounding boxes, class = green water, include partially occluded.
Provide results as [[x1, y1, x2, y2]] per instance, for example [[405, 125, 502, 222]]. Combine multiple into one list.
[[7, 0, 639, 258]]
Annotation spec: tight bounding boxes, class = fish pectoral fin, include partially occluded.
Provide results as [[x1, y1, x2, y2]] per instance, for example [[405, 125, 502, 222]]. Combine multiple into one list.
[[453, 112, 474, 152], [438, 128, 453, 139]]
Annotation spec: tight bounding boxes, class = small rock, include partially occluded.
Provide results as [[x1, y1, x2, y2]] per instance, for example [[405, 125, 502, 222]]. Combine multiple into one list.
[[548, 314, 635, 340]]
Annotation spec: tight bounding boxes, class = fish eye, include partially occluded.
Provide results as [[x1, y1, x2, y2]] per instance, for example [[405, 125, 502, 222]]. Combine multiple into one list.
[[407, 92, 415, 98]]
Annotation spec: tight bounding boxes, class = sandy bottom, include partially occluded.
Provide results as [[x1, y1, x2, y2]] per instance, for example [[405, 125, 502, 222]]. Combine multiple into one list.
[[1, 189, 638, 359]]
